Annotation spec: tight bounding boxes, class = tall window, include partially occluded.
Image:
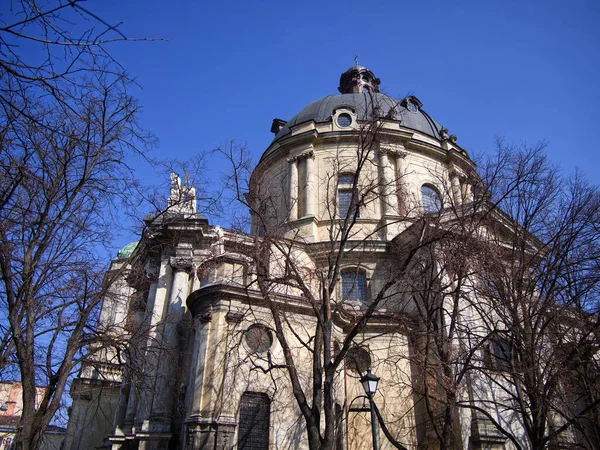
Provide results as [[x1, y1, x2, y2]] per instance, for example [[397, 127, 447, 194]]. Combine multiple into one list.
[[484, 335, 514, 372], [421, 184, 442, 213], [341, 270, 366, 302], [338, 173, 358, 218], [238, 392, 271, 450]]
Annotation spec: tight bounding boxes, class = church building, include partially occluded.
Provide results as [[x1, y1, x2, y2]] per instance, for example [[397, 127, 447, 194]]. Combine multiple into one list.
[[62, 66, 586, 450]]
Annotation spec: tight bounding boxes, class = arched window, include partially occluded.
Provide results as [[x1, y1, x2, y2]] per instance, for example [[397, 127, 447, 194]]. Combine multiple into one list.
[[341, 269, 366, 302], [238, 392, 271, 450], [421, 184, 442, 213]]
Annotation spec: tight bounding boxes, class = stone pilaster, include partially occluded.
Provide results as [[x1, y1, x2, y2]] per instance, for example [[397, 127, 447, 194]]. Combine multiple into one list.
[[149, 249, 193, 422], [304, 151, 315, 217], [461, 176, 474, 203], [135, 257, 166, 430], [450, 171, 462, 205], [188, 313, 212, 417], [121, 297, 147, 434], [288, 156, 298, 221], [379, 148, 399, 216], [395, 150, 408, 215]]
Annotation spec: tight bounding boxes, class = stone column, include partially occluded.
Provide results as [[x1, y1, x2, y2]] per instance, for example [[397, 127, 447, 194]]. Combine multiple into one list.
[[188, 314, 212, 416], [113, 372, 130, 434], [304, 151, 315, 217], [395, 151, 408, 215], [137, 248, 192, 450], [288, 157, 298, 221], [450, 171, 462, 205], [184, 312, 213, 449], [135, 258, 166, 428], [150, 252, 193, 421], [122, 298, 147, 433], [380, 149, 399, 216], [461, 177, 474, 203]]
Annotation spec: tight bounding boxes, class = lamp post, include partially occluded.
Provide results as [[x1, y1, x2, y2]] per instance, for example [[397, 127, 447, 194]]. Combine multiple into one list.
[[360, 368, 380, 450]]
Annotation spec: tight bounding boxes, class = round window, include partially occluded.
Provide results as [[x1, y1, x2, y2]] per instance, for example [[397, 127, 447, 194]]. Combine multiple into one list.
[[244, 324, 273, 354], [407, 101, 418, 113], [337, 113, 353, 128], [345, 346, 371, 374]]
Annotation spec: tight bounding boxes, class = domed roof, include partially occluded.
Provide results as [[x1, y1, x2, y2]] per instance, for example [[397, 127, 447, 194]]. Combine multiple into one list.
[[272, 92, 445, 143], [116, 241, 139, 260]]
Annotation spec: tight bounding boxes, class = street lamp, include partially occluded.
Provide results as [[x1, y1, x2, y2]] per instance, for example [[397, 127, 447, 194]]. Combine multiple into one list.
[[360, 368, 380, 450]]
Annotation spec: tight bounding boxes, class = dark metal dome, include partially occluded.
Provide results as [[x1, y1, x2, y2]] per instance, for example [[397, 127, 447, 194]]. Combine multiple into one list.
[[272, 92, 445, 143]]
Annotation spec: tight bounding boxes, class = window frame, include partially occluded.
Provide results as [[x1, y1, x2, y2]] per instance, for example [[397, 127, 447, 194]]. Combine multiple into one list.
[[337, 173, 359, 219], [341, 269, 367, 303], [421, 184, 443, 214], [484, 335, 516, 372], [237, 391, 271, 450]]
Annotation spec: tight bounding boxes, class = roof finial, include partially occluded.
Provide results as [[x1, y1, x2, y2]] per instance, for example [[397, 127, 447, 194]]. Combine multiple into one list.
[[354, 54, 359, 66]]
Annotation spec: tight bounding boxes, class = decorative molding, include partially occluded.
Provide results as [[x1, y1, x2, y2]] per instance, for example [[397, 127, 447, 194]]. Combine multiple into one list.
[[225, 311, 245, 324], [287, 150, 313, 162], [380, 148, 408, 159]]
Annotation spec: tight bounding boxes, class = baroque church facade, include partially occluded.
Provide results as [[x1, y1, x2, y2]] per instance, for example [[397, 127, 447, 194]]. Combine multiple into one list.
[[62, 66, 583, 450]]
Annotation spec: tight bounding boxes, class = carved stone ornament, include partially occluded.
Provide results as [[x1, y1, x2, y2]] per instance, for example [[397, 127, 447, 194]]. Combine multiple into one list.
[[198, 311, 212, 323], [169, 256, 194, 273], [380, 148, 407, 159], [225, 311, 244, 324]]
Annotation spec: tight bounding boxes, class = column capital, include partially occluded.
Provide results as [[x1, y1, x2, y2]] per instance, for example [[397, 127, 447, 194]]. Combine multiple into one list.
[[380, 147, 408, 158], [169, 256, 193, 273], [196, 311, 212, 324], [298, 150, 314, 159]]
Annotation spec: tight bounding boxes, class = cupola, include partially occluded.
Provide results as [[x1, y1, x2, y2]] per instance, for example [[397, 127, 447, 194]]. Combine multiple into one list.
[[338, 65, 381, 94]]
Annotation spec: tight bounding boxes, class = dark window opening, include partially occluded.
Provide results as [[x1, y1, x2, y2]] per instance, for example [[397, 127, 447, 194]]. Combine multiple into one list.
[[342, 270, 367, 302], [485, 338, 514, 372], [338, 189, 354, 218], [238, 392, 271, 450], [338, 174, 359, 218], [337, 113, 353, 127]]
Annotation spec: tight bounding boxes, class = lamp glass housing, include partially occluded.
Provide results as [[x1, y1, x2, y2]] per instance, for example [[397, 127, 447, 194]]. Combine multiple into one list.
[[360, 369, 380, 396]]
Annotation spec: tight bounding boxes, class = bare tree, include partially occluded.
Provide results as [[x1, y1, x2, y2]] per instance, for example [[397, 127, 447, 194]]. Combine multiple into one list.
[[0, 2, 158, 449], [452, 142, 600, 450]]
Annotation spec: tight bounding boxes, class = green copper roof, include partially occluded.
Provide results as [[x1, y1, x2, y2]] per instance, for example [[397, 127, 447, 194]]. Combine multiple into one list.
[[116, 241, 139, 260]]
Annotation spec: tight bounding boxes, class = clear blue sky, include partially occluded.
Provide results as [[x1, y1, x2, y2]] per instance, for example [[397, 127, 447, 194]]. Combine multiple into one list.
[[91, 0, 598, 236]]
